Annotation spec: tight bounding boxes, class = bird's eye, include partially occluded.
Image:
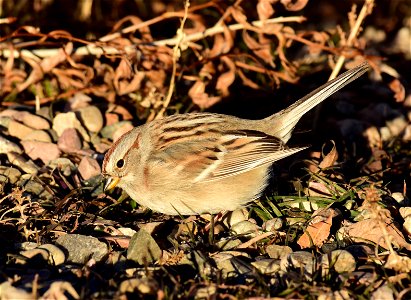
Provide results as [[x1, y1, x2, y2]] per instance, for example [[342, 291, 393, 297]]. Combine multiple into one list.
[[116, 159, 125, 169]]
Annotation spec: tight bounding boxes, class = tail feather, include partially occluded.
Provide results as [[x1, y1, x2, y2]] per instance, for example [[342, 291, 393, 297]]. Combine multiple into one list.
[[268, 61, 370, 143]]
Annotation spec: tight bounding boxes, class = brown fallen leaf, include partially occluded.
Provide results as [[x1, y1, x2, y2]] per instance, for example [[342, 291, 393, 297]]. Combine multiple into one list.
[[343, 219, 411, 251], [298, 208, 338, 249]]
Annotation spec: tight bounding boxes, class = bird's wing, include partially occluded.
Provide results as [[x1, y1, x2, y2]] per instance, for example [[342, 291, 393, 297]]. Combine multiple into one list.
[[156, 130, 307, 182]]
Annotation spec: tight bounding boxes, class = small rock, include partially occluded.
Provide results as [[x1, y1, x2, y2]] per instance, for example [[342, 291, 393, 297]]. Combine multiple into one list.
[[212, 252, 252, 279], [320, 250, 356, 276], [58, 128, 82, 153], [113, 122, 134, 142], [399, 207, 411, 218], [263, 218, 284, 231], [21, 140, 61, 164], [0, 116, 11, 128], [231, 220, 261, 237], [38, 244, 66, 265], [78, 106, 104, 132], [223, 208, 248, 227], [318, 290, 351, 300], [280, 251, 315, 271], [78, 156, 101, 180], [0, 166, 21, 184], [371, 284, 394, 300], [195, 285, 217, 299], [48, 158, 77, 176], [252, 259, 281, 275], [127, 229, 162, 265], [138, 222, 164, 235], [52, 112, 90, 141], [119, 278, 159, 295], [18, 177, 53, 200], [8, 120, 34, 139], [7, 152, 39, 174], [403, 216, 411, 236], [0, 135, 22, 154], [101, 121, 133, 140], [22, 130, 52, 142], [56, 234, 109, 264], [117, 227, 138, 237], [266, 245, 292, 259], [216, 238, 242, 250], [14, 111, 50, 130], [392, 192, 405, 203]]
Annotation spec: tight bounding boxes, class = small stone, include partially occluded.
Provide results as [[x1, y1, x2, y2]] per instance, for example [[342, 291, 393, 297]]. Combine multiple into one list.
[[52, 112, 90, 141], [223, 208, 248, 227], [21, 140, 61, 164], [263, 218, 284, 231], [280, 251, 315, 271], [113, 122, 134, 142], [48, 158, 77, 176], [399, 207, 411, 218], [138, 222, 164, 235], [22, 130, 52, 142], [78, 156, 101, 180], [127, 229, 162, 265], [230, 220, 261, 237], [251, 259, 281, 274], [195, 285, 217, 299], [78, 105, 104, 132], [14, 111, 50, 130], [18, 178, 53, 200], [212, 252, 252, 279], [58, 128, 82, 153], [371, 284, 394, 300], [38, 244, 66, 265], [0, 116, 11, 128], [320, 250, 356, 276], [119, 278, 159, 295], [56, 234, 109, 264], [266, 245, 292, 259], [101, 121, 133, 140], [7, 152, 39, 174], [8, 120, 34, 139], [216, 238, 242, 250], [0, 135, 22, 154], [403, 216, 411, 236], [392, 192, 405, 203], [0, 166, 21, 184]]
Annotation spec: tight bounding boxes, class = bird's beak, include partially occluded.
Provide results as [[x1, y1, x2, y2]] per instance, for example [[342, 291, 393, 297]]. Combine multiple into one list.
[[104, 176, 120, 191]]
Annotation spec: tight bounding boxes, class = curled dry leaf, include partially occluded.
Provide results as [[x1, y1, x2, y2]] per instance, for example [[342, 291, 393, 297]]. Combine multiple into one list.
[[257, 0, 275, 21], [388, 78, 406, 102], [319, 141, 339, 169], [242, 31, 275, 67], [298, 208, 338, 249], [208, 25, 234, 58], [114, 58, 145, 95], [216, 57, 236, 97], [188, 80, 221, 109], [280, 0, 309, 11]]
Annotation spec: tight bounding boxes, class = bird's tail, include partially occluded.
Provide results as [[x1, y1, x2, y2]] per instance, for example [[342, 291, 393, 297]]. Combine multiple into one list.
[[266, 61, 370, 143]]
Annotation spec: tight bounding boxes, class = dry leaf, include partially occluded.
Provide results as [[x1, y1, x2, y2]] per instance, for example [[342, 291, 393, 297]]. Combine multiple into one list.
[[188, 80, 221, 109], [298, 208, 338, 248], [307, 181, 334, 197], [280, 0, 309, 11], [257, 0, 276, 21], [319, 142, 338, 169], [216, 57, 236, 97], [343, 219, 411, 251], [242, 31, 274, 67], [388, 78, 405, 103]]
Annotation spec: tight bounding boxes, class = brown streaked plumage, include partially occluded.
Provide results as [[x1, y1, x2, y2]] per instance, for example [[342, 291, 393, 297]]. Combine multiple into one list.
[[102, 62, 370, 215]]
